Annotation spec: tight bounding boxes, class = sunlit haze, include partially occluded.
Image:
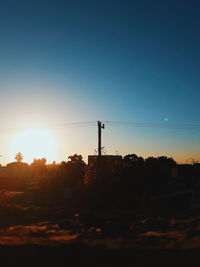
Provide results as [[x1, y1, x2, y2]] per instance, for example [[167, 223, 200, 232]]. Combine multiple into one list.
[[9, 128, 57, 164]]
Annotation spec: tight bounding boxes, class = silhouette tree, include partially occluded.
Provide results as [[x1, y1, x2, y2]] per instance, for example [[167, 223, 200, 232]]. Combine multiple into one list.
[[124, 154, 144, 163], [30, 158, 47, 176], [145, 156, 176, 167], [31, 158, 47, 167], [15, 152, 23, 162], [68, 154, 85, 165]]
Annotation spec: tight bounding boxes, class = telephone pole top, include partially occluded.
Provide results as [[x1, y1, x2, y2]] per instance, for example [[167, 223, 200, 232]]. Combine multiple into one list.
[[97, 121, 105, 158]]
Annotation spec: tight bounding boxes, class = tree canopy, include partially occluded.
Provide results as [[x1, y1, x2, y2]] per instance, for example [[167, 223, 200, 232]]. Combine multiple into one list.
[[15, 152, 24, 162]]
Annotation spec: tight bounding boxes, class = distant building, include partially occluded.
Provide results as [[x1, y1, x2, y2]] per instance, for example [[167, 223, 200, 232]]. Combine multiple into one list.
[[88, 155, 122, 165]]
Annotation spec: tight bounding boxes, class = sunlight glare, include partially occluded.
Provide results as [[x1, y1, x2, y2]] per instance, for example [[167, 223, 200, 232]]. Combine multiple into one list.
[[9, 128, 57, 163]]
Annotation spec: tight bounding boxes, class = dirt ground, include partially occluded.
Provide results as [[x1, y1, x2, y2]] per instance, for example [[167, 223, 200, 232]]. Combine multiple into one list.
[[0, 189, 200, 266]]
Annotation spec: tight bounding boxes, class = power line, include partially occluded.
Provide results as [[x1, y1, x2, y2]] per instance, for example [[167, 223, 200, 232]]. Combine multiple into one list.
[[0, 121, 96, 133], [0, 120, 200, 133], [41, 121, 96, 130], [103, 121, 200, 130]]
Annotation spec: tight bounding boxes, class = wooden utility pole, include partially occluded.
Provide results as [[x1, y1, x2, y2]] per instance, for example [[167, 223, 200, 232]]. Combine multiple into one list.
[[98, 121, 105, 158]]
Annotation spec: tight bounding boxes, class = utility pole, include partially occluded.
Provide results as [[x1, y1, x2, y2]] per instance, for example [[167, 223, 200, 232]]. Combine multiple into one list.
[[98, 121, 105, 158]]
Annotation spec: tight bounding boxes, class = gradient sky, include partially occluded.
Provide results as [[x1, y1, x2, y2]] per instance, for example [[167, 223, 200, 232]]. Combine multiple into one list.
[[0, 0, 200, 164]]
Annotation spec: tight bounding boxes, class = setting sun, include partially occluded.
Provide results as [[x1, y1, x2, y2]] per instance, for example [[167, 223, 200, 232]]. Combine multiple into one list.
[[9, 128, 57, 163]]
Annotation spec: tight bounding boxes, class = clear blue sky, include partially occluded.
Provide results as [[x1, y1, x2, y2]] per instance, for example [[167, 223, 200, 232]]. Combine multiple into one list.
[[0, 0, 200, 164]]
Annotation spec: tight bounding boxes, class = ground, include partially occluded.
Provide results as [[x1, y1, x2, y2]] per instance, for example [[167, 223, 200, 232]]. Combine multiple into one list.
[[0, 189, 200, 266]]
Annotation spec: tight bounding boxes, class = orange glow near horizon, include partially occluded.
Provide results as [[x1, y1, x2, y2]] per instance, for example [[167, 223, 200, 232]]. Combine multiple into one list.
[[9, 128, 58, 164]]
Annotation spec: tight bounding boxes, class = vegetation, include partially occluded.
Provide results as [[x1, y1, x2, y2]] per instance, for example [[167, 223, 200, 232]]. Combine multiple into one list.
[[0, 152, 198, 213], [15, 152, 24, 162]]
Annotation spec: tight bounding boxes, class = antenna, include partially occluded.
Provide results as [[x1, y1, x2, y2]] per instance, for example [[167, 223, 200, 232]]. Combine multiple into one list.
[[187, 158, 195, 165]]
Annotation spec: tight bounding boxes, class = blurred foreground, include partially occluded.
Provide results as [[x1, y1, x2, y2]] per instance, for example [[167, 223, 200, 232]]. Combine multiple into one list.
[[0, 189, 200, 266]]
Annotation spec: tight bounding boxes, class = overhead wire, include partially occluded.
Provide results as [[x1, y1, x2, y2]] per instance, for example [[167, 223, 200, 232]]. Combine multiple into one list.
[[0, 121, 96, 133], [0, 120, 200, 133], [103, 121, 200, 130]]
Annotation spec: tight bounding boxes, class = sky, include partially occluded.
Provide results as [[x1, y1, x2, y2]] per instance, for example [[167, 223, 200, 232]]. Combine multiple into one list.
[[0, 0, 200, 164]]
